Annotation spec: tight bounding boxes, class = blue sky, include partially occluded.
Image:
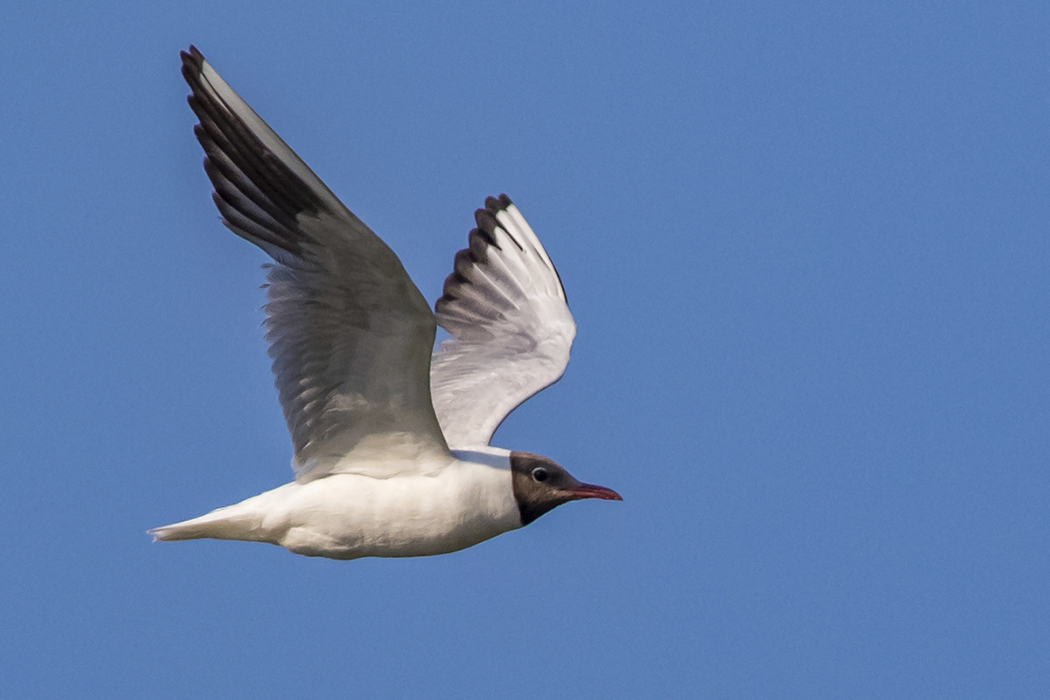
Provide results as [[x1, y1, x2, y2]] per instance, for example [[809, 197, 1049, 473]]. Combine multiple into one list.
[[2, 1, 1048, 698]]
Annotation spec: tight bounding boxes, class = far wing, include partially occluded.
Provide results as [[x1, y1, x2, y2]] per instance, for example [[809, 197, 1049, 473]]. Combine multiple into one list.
[[431, 196, 576, 448], [182, 46, 449, 480]]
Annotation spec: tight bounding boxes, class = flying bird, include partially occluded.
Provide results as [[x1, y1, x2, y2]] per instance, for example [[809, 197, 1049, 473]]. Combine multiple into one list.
[[150, 46, 621, 560]]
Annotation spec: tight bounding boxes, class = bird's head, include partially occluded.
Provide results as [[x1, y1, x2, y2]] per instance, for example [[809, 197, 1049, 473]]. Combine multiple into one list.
[[510, 451, 622, 525]]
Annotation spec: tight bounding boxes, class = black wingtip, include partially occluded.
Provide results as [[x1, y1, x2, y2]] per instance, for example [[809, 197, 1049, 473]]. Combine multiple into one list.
[[181, 45, 204, 73], [435, 195, 519, 314], [180, 52, 205, 89], [484, 194, 513, 213], [474, 207, 499, 233]]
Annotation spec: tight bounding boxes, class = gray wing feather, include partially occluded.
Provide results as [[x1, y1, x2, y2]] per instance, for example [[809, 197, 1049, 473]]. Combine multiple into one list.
[[431, 196, 576, 448], [182, 47, 448, 480]]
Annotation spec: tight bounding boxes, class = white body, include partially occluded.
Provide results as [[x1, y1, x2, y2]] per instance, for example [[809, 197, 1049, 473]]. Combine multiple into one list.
[[152, 450, 522, 560]]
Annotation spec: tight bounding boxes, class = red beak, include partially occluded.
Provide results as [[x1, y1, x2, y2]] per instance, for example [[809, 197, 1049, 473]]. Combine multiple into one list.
[[569, 483, 623, 501]]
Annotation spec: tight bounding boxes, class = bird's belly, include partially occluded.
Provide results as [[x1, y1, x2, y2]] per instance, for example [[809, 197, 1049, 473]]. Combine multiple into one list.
[[274, 467, 521, 560]]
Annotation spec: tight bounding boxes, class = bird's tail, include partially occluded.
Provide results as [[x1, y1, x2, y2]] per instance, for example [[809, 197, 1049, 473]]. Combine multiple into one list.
[[148, 502, 275, 544], [149, 515, 221, 542]]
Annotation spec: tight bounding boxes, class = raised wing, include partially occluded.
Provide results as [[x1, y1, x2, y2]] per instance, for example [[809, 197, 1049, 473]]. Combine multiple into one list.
[[431, 195, 576, 448], [181, 46, 448, 481]]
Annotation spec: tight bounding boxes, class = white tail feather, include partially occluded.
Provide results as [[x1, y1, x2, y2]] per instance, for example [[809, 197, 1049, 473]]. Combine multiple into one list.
[[149, 502, 278, 544]]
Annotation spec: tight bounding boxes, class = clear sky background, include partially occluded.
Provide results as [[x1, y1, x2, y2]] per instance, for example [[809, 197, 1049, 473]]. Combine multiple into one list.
[[2, 1, 1048, 698]]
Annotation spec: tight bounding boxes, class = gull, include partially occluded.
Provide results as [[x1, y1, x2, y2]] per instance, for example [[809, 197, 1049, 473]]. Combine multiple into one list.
[[149, 47, 621, 560]]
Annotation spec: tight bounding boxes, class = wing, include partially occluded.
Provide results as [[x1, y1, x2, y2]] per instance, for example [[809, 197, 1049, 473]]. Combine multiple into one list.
[[431, 195, 576, 448], [181, 46, 448, 481]]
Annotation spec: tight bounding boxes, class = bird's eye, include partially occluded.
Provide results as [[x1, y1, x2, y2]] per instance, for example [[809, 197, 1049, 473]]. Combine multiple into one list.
[[532, 467, 549, 482]]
